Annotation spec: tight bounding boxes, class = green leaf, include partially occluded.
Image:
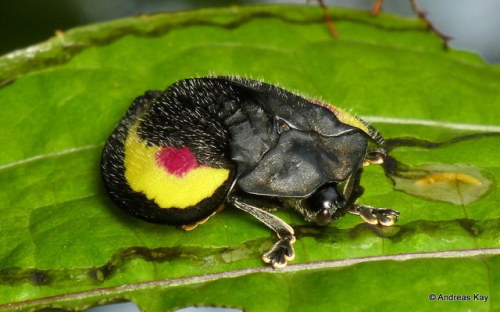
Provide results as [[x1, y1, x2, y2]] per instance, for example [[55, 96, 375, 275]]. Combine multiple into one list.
[[0, 4, 499, 312]]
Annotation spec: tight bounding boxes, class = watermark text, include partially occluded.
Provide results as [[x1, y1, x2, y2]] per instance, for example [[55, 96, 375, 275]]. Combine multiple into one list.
[[428, 293, 488, 302]]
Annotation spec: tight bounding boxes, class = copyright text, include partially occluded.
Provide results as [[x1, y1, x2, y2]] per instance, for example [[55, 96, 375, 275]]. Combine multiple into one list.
[[428, 293, 488, 302]]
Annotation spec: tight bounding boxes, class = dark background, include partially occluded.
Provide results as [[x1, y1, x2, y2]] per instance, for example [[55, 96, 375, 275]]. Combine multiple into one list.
[[1, 0, 499, 64]]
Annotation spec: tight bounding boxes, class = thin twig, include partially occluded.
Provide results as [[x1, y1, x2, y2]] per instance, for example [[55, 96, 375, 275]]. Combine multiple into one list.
[[409, 0, 452, 49], [371, 0, 383, 15], [317, 0, 338, 37]]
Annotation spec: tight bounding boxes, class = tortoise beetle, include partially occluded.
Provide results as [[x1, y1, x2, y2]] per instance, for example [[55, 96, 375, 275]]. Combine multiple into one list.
[[101, 77, 399, 268]]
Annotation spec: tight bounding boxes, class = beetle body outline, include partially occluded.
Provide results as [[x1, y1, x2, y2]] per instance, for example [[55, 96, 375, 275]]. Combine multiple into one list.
[[101, 77, 399, 268]]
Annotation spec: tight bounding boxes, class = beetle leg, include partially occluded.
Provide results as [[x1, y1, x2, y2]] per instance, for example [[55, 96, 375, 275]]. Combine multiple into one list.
[[344, 167, 400, 226], [349, 205, 399, 226], [228, 194, 295, 269]]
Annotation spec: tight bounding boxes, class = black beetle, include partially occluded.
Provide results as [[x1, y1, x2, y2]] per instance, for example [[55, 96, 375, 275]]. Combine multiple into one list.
[[101, 77, 399, 268]]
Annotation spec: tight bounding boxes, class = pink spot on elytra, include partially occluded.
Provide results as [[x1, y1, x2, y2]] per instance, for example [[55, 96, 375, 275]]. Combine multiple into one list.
[[156, 146, 199, 177]]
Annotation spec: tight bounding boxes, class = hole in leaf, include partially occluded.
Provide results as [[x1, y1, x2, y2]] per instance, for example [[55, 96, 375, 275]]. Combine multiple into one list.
[[83, 302, 140, 312]]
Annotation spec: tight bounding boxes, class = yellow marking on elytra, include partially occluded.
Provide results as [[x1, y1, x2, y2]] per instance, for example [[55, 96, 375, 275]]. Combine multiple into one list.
[[333, 106, 384, 144], [331, 106, 371, 135], [415, 172, 482, 186], [308, 98, 381, 142], [124, 125, 230, 209]]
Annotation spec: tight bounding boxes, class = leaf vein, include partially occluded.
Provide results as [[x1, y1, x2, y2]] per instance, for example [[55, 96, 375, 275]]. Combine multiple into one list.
[[362, 116, 500, 132], [0, 144, 102, 171]]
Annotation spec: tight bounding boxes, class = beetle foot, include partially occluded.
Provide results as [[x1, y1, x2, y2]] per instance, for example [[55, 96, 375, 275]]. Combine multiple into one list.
[[263, 235, 296, 269], [349, 205, 399, 226]]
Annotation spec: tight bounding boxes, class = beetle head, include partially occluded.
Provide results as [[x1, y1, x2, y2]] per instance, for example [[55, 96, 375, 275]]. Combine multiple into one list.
[[300, 183, 347, 226]]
